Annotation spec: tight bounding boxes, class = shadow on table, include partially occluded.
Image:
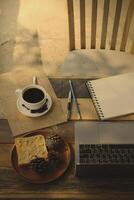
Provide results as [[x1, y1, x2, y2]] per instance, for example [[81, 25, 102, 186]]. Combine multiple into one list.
[[0, 0, 20, 73]]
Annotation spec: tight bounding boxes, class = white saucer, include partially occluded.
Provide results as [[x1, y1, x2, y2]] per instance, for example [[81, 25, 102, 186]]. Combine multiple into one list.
[[17, 93, 52, 117]]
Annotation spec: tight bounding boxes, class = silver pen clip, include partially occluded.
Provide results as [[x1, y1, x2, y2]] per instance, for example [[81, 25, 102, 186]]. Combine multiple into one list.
[[69, 80, 81, 120]]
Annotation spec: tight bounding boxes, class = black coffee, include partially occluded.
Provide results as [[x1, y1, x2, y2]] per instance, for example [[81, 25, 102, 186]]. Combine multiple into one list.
[[23, 88, 44, 103]]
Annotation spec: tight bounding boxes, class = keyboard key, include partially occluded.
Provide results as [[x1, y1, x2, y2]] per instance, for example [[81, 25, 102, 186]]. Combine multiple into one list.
[[79, 144, 134, 165]]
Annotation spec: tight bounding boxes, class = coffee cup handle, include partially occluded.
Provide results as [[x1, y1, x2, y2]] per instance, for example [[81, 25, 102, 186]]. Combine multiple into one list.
[[33, 76, 38, 85]]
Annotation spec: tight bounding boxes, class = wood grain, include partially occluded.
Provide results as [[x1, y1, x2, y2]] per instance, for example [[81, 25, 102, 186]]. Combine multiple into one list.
[[131, 41, 134, 54], [67, 0, 75, 50], [0, 144, 13, 167], [120, 0, 134, 51], [91, 0, 98, 49], [66, 0, 134, 53], [60, 98, 98, 120], [1, 78, 134, 199], [110, 0, 123, 50], [0, 164, 134, 199], [0, 119, 13, 143], [1, 119, 134, 199], [100, 0, 110, 49], [80, 0, 86, 49], [49, 79, 90, 98], [1, 128, 134, 200]]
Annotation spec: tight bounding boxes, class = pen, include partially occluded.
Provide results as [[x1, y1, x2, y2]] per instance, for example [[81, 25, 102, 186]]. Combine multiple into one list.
[[67, 90, 72, 120], [69, 80, 81, 120]]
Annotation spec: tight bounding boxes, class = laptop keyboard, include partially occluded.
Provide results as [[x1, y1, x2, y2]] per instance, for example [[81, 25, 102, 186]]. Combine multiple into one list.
[[79, 144, 134, 164]]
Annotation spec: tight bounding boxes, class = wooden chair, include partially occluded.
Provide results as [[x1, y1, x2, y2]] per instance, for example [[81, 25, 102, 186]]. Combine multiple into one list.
[[57, 0, 134, 78]]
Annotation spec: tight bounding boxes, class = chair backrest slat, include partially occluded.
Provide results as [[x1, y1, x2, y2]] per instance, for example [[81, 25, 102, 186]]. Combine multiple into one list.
[[120, 0, 134, 51], [67, 0, 134, 54], [131, 41, 134, 54], [91, 0, 98, 49], [100, 0, 110, 49], [110, 0, 123, 50], [80, 0, 86, 49], [67, 0, 75, 50]]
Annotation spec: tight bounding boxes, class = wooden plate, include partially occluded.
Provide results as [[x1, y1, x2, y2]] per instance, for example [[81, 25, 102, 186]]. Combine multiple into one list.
[[11, 133, 71, 184]]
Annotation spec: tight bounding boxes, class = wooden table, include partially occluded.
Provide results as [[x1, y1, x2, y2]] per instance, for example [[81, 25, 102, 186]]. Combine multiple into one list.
[[0, 79, 134, 200]]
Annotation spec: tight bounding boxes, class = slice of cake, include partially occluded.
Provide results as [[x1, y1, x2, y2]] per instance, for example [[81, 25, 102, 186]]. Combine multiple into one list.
[[15, 135, 48, 166]]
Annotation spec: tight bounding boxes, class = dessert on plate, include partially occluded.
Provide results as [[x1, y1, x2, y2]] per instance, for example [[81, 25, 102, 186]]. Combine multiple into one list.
[[15, 135, 48, 166], [15, 134, 65, 175]]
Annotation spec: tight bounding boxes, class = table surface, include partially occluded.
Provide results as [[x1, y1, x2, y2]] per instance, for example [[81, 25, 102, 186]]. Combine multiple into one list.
[[0, 79, 134, 200]]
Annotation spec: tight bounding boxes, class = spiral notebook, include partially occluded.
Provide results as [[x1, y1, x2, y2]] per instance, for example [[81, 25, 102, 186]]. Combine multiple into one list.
[[86, 72, 134, 120]]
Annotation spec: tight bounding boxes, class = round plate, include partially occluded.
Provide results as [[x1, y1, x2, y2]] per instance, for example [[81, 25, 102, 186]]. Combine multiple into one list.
[[17, 93, 52, 117], [11, 133, 71, 184]]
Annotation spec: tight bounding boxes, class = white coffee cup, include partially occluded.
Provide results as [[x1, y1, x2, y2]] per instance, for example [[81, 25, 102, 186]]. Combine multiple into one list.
[[15, 76, 47, 111]]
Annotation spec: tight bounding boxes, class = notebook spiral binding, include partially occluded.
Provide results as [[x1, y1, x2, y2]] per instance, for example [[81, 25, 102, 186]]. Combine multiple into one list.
[[86, 81, 104, 119]]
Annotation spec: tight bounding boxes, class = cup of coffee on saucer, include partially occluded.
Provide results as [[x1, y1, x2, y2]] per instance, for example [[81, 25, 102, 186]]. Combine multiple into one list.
[[15, 76, 52, 117]]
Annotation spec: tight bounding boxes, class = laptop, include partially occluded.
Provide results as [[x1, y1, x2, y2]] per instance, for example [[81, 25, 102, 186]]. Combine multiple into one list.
[[75, 121, 134, 177]]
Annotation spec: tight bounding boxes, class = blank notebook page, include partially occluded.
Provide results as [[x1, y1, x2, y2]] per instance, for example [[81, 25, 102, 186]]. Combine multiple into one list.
[[88, 72, 134, 119]]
